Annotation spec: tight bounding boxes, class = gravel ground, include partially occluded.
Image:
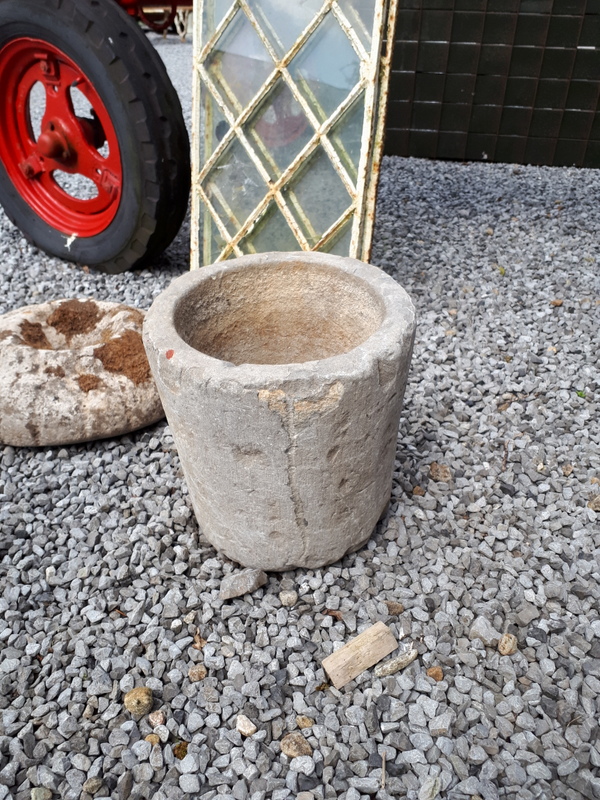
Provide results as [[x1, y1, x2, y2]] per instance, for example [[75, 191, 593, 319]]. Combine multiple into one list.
[[1, 32, 600, 800]]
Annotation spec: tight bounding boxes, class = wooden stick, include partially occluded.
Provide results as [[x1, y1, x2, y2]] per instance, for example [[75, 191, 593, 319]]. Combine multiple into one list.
[[374, 646, 418, 677], [321, 621, 398, 689]]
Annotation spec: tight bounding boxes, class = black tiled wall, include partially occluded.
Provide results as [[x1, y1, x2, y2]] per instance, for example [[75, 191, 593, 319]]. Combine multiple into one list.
[[385, 0, 600, 166]]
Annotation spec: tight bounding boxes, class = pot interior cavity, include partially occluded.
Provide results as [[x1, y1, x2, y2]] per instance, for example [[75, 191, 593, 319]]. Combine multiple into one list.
[[175, 260, 385, 365]]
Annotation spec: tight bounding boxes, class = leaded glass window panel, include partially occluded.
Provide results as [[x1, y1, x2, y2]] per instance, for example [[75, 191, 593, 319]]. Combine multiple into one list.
[[191, 0, 398, 266]]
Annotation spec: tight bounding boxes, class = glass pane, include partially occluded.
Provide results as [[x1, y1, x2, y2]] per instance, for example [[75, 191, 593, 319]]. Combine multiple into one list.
[[246, 80, 314, 179], [205, 9, 274, 114], [340, 0, 376, 50], [202, 0, 235, 41], [240, 202, 301, 253], [329, 91, 365, 184], [194, 0, 395, 265], [283, 146, 353, 246], [200, 92, 230, 165], [288, 12, 361, 123], [202, 214, 229, 266], [246, 0, 323, 57], [203, 138, 266, 236], [321, 218, 353, 255]]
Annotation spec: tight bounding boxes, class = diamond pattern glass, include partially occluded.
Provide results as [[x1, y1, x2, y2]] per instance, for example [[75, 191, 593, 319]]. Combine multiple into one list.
[[341, 0, 376, 49], [193, 0, 396, 265], [246, 80, 314, 179], [246, 0, 324, 58], [200, 92, 230, 165], [203, 138, 265, 236], [288, 13, 361, 123], [323, 218, 353, 255], [283, 146, 352, 247], [205, 9, 274, 114], [202, 0, 235, 40], [240, 201, 301, 254], [329, 91, 365, 184]]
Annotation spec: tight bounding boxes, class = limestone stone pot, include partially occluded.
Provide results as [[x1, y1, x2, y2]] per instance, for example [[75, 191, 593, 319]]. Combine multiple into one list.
[[143, 252, 416, 571]]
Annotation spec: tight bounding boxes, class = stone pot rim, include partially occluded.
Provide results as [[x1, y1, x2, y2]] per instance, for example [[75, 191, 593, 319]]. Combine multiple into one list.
[[144, 251, 416, 387]]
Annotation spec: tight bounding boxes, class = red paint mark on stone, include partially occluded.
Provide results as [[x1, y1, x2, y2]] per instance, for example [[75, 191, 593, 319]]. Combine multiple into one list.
[[166, 349, 175, 360]]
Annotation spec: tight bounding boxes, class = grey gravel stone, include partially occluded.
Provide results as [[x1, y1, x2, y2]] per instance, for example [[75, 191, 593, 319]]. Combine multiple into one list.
[[219, 569, 268, 600], [348, 777, 379, 794], [429, 713, 453, 737], [177, 754, 198, 774], [557, 757, 579, 776], [469, 616, 501, 647], [31, 790, 53, 800], [82, 776, 104, 794], [179, 774, 201, 793], [279, 590, 298, 607], [289, 756, 315, 776]]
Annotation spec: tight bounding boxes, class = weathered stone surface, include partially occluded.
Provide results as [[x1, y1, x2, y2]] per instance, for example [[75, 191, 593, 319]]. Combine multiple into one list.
[[279, 590, 298, 607], [220, 569, 268, 599], [498, 633, 518, 655], [123, 687, 153, 717], [427, 666, 444, 682], [281, 732, 312, 758], [82, 777, 104, 795], [429, 462, 452, 482], [469, 616, 502, 647], [154, 724, 169, 742], [236, 714, 257, 736], [144, 253, 416, 571], [31, 790, 53, 800], [384, 600, 405, 615], [148, 710, 166, 728], [429, 712, 453, 737], [0, 299, 163, 446], [188, 664, 207, 682]]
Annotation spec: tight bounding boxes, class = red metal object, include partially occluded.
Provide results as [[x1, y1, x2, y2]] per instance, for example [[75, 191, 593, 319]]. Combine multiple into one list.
[[116, 0, 178, 33], [0, 38, 122, 237]]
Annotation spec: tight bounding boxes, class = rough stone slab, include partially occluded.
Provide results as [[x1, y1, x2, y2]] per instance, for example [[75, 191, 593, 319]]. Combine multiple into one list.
[[0, 299, 163, 446]]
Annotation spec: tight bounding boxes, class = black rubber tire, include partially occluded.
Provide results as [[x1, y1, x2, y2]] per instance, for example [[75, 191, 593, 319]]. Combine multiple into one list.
[[0, 0, 190, 273]]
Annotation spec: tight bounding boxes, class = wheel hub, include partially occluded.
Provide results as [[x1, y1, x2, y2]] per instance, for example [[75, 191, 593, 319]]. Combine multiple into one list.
[[37, 126, 70, 161]]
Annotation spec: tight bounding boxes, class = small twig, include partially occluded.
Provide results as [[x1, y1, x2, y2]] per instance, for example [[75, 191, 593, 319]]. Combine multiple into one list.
[[501, 440, 510, 472], [374, 647, 418, 677], [381, 751, 386, 790], [566, 714, 584, 728]]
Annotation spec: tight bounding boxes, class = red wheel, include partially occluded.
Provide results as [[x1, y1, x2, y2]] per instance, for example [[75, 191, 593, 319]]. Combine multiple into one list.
[[0, 38, 122, 238], [0, 0, 190, 273]]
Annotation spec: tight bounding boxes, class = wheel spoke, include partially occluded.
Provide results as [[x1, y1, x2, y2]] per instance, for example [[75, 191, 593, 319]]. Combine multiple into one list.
[[38, 52, 73, 115], [42, 83, 72, 124], [34, 63, 122, 201], [41, 69, 77, 137], [75, 138, 105, 177]]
